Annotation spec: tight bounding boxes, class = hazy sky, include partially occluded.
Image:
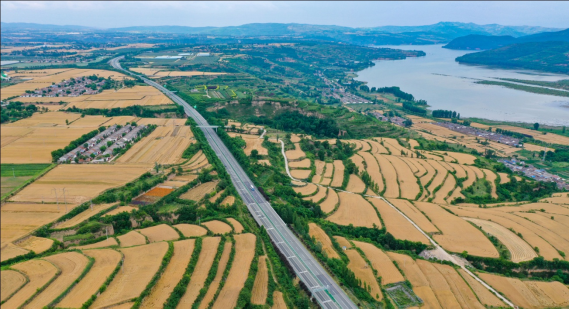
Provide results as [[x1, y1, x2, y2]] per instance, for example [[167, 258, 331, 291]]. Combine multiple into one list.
[[2, 1, 568, 29]]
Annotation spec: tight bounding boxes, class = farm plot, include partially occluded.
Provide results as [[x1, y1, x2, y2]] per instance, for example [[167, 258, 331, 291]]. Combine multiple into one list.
[[308, 223, 339, 259], [56, 249, 122, 308], [350, 154, 365, 171], [25, 251, 90, 309], [177, 237, 221, 309], [272, 291, 287, 309], [319, 189, 338, 214], [457, 269, 505, 308], [1, 203, 68, 247], [104, 206, 137, 216], [386, 252, 441, 309], [498, 172, 510, 184], [138, 224, 180, 243], [334, 236, 352, 249], [285, 143, 305, 160], [344, 248, 383, 300], [117, 126, 194, 165], [346, 174, 366, 193], [389, 199, 440, 234], [1, 244, 31, 262], [202, 220, 232, 234], [330, 160, 344, 187], [413, 202, 499, 258], [289, 158, 310, 168], [55, 203, 116, 229], [482, 169, 498, 199], [374, 154, 399, 197], [312, 160, 326, 183], [478, 272, 569, 308], [131, 186, 175, 206], [10, 164, 151, 204], [60, 86, 172, 109], [228, 133, 268, 156], [1, 270, 27, 303], [323, 162, 334, 178], [464, 217, 537, 262], [251, 256, 268, 305], [91, 242, 169, 309], [3, 111, 81, 128], [180, 181, 218, 201], [290, 169, 311, 180], [1, 163, 52, 199], [198, 241, 232, 308], [359, 152, 384, 193], [141, 239, 195, 308], [424, 160, 449, 201], [432, 264, 484, 309], [326, 192, 382, 228], [227, 218, 244, 233], [212, 233, 256, 309], [351, 240, 404, 285], [433, 173, 456, 204], [173, 224, 207, 237], [368, 198, 429, 244], [220, 195, 235, 206], [2, 259, 58, 309], [386, 155, 420, 199], [303, 186, 327, 203], [118, 231, 147, 247], [293, 183, 317, 196], [15, 236, 53, 255], [364, 139, 388, 154], [415, 260, 461, 309], [73, 237, 118, 250]]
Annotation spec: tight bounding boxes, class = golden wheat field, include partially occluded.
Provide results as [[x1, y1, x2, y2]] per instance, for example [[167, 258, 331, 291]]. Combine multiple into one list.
[[198, 241, 232, 308], [326, 192, 382, 228], [308, 223, 339, 259], [351, 240, 404, 285]]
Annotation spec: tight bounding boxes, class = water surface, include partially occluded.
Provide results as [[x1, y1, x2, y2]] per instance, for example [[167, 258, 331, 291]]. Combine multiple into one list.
[[356, 45, 569, 125]]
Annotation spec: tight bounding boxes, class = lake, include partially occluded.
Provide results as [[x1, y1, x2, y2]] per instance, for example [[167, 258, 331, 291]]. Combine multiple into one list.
[[356, 44, 569, 125]]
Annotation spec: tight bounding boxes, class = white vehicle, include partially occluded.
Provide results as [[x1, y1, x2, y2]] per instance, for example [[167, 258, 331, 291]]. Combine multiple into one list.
[[250, 184, 255, 191]]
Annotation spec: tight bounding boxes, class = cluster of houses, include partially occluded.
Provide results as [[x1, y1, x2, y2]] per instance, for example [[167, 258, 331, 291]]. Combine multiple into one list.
[[58, 124, 146, 163], [21, 76, 105, 98]]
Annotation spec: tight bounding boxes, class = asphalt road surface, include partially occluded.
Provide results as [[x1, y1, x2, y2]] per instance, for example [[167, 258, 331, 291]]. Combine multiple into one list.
[[110, 56, 357, 309]]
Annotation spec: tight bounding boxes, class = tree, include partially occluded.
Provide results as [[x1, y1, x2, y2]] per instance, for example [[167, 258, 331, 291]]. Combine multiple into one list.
[[100, 146, 107, 152], [250, 149, 259, 159], [534, 123, 540, 131]]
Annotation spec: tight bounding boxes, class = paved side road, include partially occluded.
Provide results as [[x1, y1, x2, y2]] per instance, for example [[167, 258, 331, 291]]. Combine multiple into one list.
[[109, 57, 357, 309]]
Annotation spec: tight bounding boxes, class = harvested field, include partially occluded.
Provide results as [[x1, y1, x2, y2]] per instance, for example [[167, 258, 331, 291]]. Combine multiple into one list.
[[359, 152, 384, 193], [365, 139, 388, 154], [177, 237, 220, 309], [289, 158, 310, 168], [425, 160, 449, 200], [415, 260, 461, 309], [117, 231, 147, 247], [293, 183, 317, 196], [198, 242, 232, 308], [368, 198, 429, 244], [227, 218, 244, 233], [461, 165, 478, 189], [16, 236, 53, 254], [91, 242, 168, 308], [104, 206, 137, 216], [1, 270, 27, 303], [290, 169, 311, 179], [330, 160, 344, 187], [73, 237, 118, 250], [180, 181, 218, 201], [482, 169, 498, 199], [308, 223, 339, 259], [478, 272, 569, 308], [465, 218, 537, 263], [323, 163, 334, 178], [271, 291, 287, 309], [56, 249, 122, 308], [320, 189, 338, 214], [202, 220, 232, 234], [374, 154, 399, 197], [346, 174, 366, 193], [350, 154, 365, 171], [289, 134, 302, 143], [334, 236, 352, 249], [227, 133, 268, 156], [327, 192, 382, 228], [2, 259, 58, 309], [251, 256, 268, 305], [1, 203, 69, 247], [498, 172, 510, 184], [118, 126, 194, 165], [138, 224, 180, 243], [344, 249, 383, 300], [173, 224, 207, 237], [55, 203, 115, 229], [313, 160, 326, 182], [137, 118, 186, 127], [413, 202, 499, 258], [220, 195, 235, 206], [10, 164, 151, 204], [25, 251, 90, 309], [457, 269, 505, 308], [3, 111, 80, 127], [389, 199, 439, 234], [212, 233, 256, 309], [209, 190, 225, 202], [1, 244, 30, 262], [433, 173, 456, 204], [387, 155, 420, 199], [141, 239, 195, 308], [304, 186, 327, 203], [432, 264, 484, 309], [285, 143, 305, 160], [351, 240, 404, 285], [319, 177, 331, 186], [445, 152, 476, 165], [387, 252, 441, 309]]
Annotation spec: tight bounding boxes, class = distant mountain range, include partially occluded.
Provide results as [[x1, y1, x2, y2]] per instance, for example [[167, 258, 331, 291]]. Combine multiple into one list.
[[1, 21, 561, 45], [444, 28, 569, 50]]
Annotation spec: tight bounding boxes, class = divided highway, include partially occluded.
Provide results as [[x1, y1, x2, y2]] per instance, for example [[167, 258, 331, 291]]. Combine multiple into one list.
[[110, 57, 357, 309]]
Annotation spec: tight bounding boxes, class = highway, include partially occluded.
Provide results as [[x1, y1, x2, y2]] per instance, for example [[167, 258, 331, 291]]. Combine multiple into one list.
[[110, 56, 357, 309]]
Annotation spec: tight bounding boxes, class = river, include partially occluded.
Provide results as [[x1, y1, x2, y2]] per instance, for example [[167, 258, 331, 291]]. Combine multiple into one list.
[[356, 44, 569, 125]]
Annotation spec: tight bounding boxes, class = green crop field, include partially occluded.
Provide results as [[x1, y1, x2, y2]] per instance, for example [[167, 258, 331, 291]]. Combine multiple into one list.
[[1, 163, 53, 199]]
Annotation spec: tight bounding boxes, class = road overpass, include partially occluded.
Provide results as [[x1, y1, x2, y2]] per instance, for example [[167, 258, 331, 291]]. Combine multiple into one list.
[[109, 56, 357, 309]]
